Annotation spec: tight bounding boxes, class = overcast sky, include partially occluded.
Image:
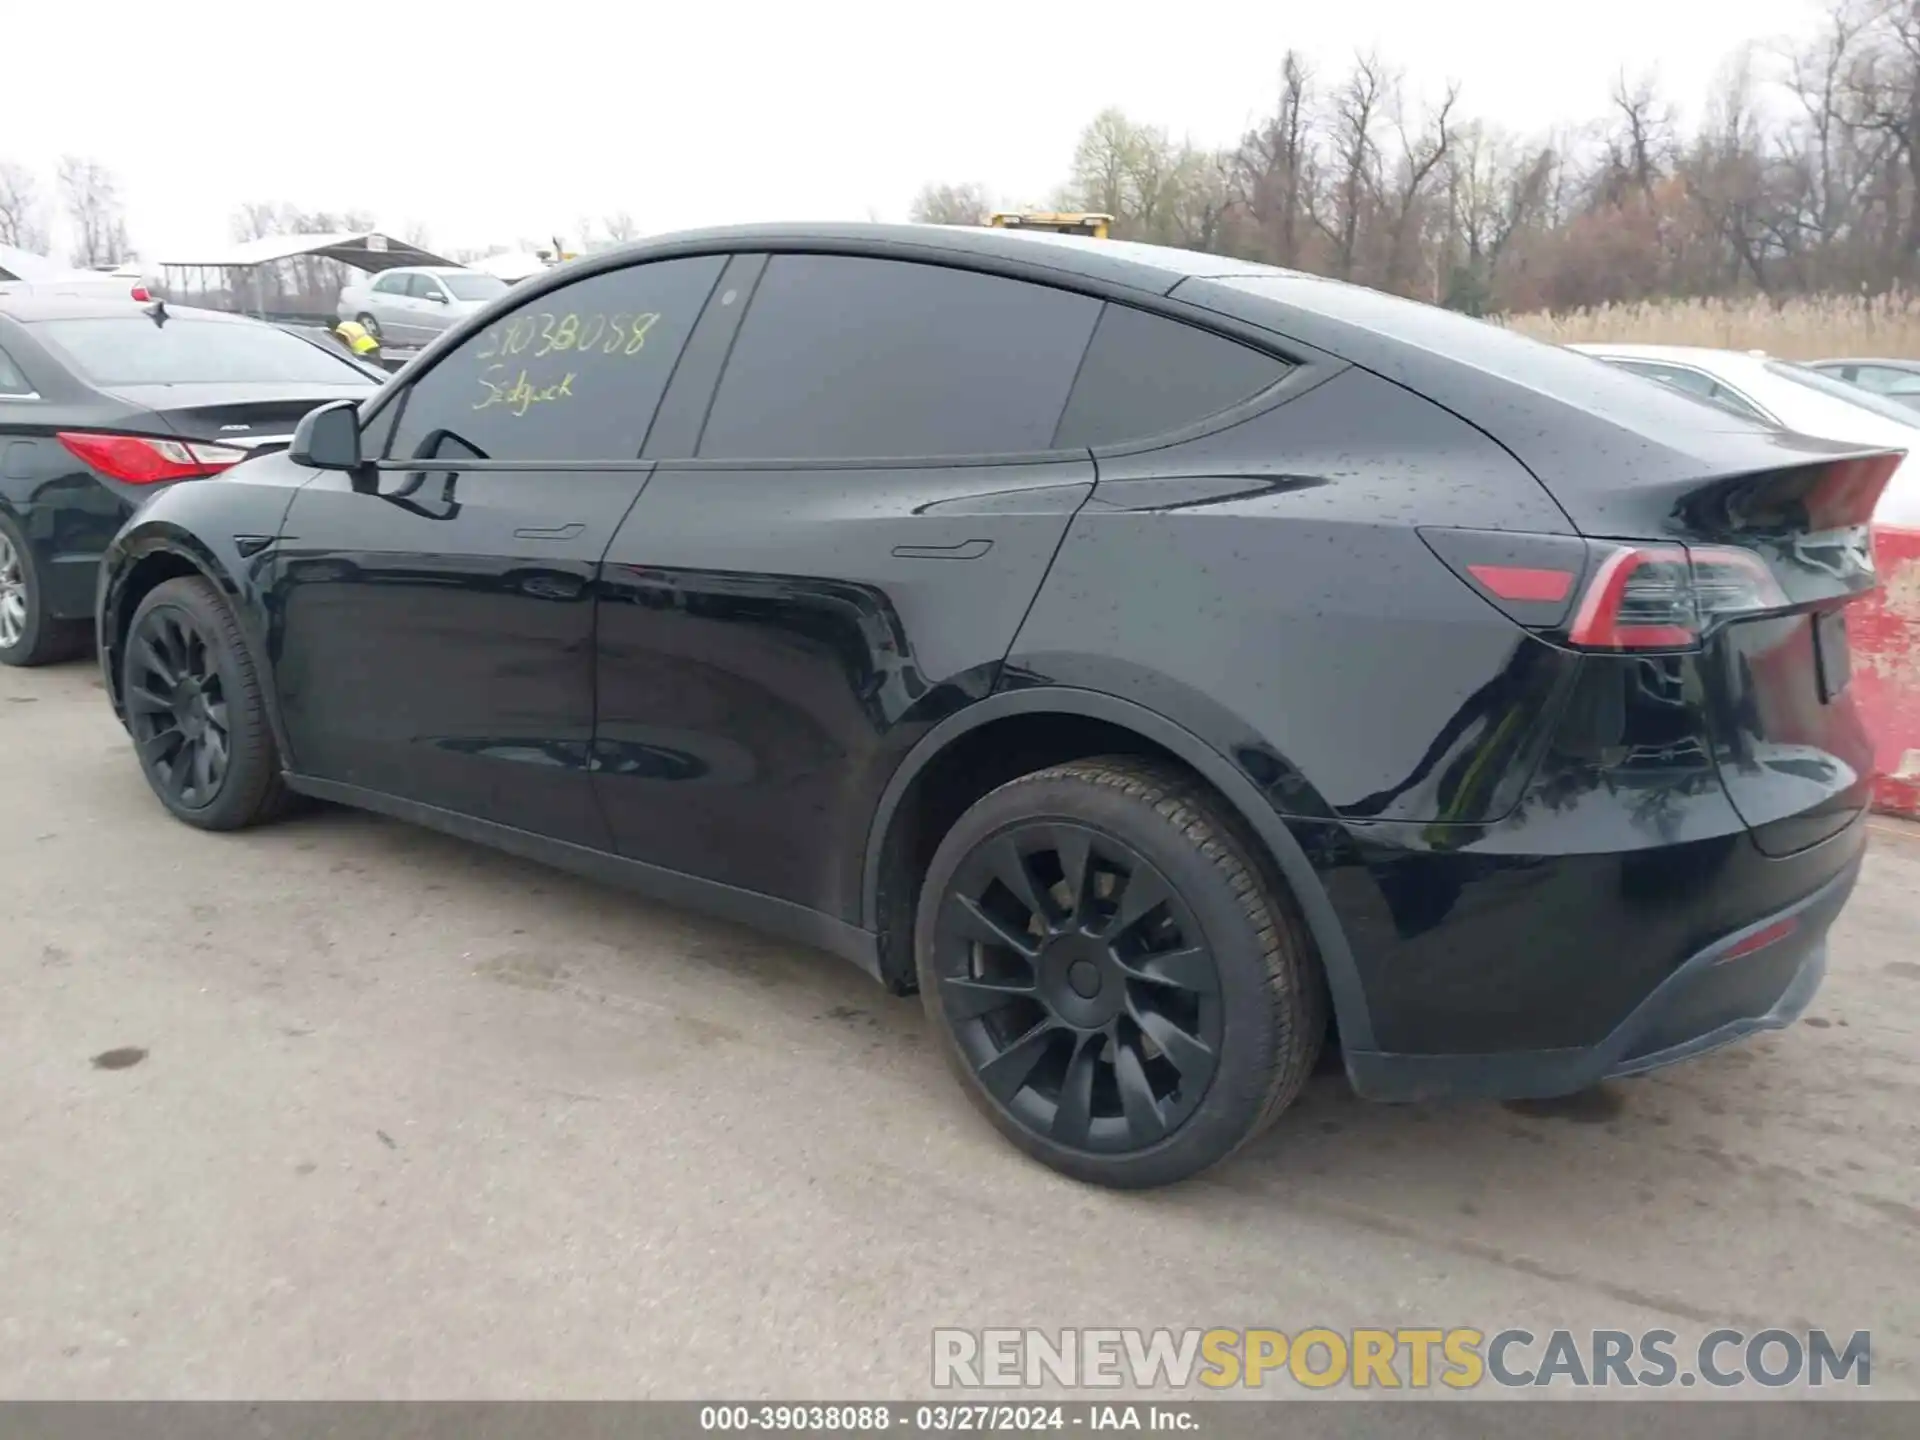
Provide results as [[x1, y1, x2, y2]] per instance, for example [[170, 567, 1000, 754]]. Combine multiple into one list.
[[7, 0, 1827, 262]]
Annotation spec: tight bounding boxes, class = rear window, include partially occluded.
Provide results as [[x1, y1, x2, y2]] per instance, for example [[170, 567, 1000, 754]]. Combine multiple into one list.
[[31, 316, 372, 386], [1206, 273, 1772, 433], [441, 273, 509, 302]]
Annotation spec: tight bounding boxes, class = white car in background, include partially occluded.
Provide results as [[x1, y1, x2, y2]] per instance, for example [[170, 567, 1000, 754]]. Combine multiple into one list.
[[0, 244, 156, 302], [335, 265, 510, 348], [1572, 343, 1920, 528]]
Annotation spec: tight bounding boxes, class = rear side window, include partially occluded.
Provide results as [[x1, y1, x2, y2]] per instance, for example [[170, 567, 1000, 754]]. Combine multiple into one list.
[[386, 253, 725, 464], [1612, 360, 1771, 425], [698, 254, 1101, 460], [1054, 303, 1290, 447], [31, 317, 374, 386], [372, 273, 408, 294], [0, 343, 31, 396]]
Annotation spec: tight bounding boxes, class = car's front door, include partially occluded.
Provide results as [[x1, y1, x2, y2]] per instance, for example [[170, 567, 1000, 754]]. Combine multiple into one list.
[[270, 252, 728, 845], [411, 273, 456, 338], [591, 252, 1108, 924]]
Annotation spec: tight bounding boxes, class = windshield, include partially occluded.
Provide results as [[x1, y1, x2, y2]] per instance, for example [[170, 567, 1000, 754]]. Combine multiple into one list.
[[441, 273, 509, 302], [32, 316, 374, 386], [1765, 360, 1920, 428]]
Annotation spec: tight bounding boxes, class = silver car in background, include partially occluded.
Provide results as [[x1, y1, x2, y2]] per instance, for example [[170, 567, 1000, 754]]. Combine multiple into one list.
[[335, 266, 509, 348]]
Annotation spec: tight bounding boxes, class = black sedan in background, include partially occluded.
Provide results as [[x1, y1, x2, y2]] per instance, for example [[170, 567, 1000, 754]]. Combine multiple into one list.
[[94, 224, 1894, 1187], [0, 298, 377, 665]]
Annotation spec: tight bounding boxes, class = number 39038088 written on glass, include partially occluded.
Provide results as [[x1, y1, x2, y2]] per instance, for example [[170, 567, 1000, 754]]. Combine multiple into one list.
[[474, 310, 663, 361]]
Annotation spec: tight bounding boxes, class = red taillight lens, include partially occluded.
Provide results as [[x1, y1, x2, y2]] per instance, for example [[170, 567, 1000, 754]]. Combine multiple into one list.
[[1465, 564, 1575, 603], [1715, 915, 1799, 965], [1567, 543, 1788, 651], [56, 432, 246, 484], [129, 284, 152, 302]]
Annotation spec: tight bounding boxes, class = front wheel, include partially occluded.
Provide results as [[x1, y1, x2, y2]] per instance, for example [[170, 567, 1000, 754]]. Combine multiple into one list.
[[355, 312, 382, 342], [123, 576, 294, 830], [915, 757, 1326, 1189]]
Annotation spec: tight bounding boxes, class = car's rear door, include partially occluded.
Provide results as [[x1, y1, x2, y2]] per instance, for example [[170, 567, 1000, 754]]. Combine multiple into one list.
[[270, 253, 727, 846], [364, 273, 410, 343], [592, 251, 1101, 924]]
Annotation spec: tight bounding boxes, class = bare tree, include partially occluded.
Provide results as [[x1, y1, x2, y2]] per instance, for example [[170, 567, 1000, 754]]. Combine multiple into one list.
[[1319, 53, 1387, 279], [1231, 52, 1318, 265], [894, 1, 1920, 311], [58, 156, 131, 267], [0, 161, 50, 253], [908, 182, 993, 226], [601, 211, 641, 243], [1382, 80, 1460, 290]]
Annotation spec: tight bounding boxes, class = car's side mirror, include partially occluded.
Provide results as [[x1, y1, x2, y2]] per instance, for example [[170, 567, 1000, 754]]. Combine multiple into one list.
[[425, 290, 448, 304], [289, 400, 364, 471]]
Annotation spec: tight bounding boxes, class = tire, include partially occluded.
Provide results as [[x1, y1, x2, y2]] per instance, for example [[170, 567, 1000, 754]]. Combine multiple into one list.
[[122, 575, 294, 830], [0, 513, 89, 668], [355, 312, 383, 342], [916, 756, 1326, 1189]]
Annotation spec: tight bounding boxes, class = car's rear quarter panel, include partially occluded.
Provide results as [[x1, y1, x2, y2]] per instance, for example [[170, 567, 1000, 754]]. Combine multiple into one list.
[[1004, 359, 1864, 1063]]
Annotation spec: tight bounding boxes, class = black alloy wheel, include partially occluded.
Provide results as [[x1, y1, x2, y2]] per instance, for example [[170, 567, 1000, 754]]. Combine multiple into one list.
[[125, 605, 231, 809], [932, 822, 1224, 1153], [122, 576, 294, 830], [916, 758, 1325, 1189]]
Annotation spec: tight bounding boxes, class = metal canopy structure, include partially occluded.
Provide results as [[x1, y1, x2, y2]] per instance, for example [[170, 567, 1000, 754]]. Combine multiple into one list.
[[156, 231, 461, 325], [158, 231, 456, 272]]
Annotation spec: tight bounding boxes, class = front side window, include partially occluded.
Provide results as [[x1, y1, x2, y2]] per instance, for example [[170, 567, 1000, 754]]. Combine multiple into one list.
[[698, 254, 1101, 460], [386, 254, 725, 464], [408, 274, 447, 300]]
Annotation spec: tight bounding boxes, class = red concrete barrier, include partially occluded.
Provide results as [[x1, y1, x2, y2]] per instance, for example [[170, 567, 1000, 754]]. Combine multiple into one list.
[[1854, 525, 1920, 818]]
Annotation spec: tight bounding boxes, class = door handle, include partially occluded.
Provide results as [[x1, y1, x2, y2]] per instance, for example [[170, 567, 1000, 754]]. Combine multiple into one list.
[[891, 539, 993, 561], [514, 522, 586, 540]]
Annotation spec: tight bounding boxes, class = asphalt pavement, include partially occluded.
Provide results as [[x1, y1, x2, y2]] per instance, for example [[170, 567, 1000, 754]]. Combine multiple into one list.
[[2, 655, 1917, 1400]]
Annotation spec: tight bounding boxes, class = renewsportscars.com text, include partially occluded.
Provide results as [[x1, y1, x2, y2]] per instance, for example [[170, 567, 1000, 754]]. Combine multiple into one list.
[[932, 1327, 1872, 1392]]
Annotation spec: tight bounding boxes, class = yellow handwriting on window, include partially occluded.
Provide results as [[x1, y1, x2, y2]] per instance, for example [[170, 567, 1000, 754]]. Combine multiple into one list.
[[475, 312, 662, 362], [473, 365, 577, 417]]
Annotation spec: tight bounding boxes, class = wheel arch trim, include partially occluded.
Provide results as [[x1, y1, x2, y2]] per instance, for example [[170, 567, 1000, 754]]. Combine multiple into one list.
[[859, 685, 1374, 1050], [103, 530, 296, 769]]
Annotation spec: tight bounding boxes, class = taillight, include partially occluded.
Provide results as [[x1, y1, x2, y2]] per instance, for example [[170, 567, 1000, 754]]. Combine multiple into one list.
[[56, 432, 246, 484], [1568, 543, 1787, 651], [129, 284, 152, 302], [1423, 527, 1795, 653]]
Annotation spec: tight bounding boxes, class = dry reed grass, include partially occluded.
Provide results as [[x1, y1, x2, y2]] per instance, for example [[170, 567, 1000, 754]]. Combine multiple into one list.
[[1501, 293, 1920, 359]]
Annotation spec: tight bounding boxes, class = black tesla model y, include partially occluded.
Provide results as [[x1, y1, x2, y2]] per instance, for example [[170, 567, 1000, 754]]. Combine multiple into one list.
[[0, 297, 377, 666], [95, 225, 1893, 1187]]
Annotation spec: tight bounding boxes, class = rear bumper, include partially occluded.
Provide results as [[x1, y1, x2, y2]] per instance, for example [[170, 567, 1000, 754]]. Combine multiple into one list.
[[1344, 843, 1859, 1101]]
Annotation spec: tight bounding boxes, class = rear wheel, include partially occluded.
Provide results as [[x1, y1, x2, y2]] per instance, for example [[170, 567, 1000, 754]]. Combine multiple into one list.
[[915, 757, 1325, 1188], [0, 515, 88, 668], [123, 576, 293, 830]]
